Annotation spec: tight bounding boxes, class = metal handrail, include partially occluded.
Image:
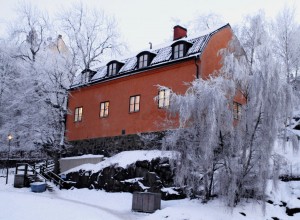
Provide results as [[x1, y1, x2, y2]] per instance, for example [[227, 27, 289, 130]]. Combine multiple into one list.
[[16, 162, 66, 189]]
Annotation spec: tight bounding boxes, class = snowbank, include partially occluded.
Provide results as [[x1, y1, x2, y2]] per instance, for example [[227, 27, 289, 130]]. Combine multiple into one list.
[[62, 150, 177, 174]]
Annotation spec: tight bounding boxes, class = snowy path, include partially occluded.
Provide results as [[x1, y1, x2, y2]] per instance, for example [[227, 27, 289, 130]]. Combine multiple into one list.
[[1, 172, 300, 220], [0, 175, 140, 220], [0, 189, 133, 220]]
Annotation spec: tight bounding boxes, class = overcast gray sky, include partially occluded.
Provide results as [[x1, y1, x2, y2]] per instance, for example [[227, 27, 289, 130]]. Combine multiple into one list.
[[0, 0, 299, 54]]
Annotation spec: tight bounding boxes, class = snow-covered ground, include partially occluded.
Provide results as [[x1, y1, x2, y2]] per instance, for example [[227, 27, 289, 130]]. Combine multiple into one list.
[[1, 141, 300, 220], [1, 173, 300, 219]]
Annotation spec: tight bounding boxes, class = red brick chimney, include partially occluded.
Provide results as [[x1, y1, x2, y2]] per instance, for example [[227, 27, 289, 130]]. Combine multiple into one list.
[[173, 25, 187, 41]]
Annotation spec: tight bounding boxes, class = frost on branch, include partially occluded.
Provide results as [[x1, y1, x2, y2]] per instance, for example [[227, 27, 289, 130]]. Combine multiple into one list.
[[162, 30, 294, 208]]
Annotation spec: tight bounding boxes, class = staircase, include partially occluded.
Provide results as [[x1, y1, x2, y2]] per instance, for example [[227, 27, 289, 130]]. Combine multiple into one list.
[[15, 161, 67, 191]]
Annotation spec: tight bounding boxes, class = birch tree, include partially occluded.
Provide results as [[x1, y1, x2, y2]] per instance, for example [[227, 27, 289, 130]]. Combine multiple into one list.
[[57, 2, 123, 71], [272, 5, 300, 82]]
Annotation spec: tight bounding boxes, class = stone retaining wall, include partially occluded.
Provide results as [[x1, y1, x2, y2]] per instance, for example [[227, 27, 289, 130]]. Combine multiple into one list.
[[65, 131, 166, 157]]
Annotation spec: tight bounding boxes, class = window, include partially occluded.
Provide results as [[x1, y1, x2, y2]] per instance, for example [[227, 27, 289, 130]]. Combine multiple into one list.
[[138, 54, 148, 68], [81, 72, 89, 83], [74, 107, 83, 122], [100, 101, 109, 118], [108, 63, 117, 76], [158, 89, 170, 108], [81, 69, 96, 83], [107, 61, 124, 76], [173, 44, 184, 59], [233, 102, 242, 120], [172, 41, 192, 59], [137, 52, 155, 69], [129, 95, 140, 113]]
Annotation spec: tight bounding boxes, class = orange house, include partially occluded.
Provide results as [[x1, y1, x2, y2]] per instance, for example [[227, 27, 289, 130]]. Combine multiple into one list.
[[65, 24, 239, 155]]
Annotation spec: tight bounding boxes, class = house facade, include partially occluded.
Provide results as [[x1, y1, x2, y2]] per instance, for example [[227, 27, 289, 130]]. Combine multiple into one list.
[[65, 24, 240, 155]]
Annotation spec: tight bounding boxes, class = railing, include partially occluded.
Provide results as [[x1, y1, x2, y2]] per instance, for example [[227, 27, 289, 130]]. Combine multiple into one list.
[[15, 161, 66, 189]]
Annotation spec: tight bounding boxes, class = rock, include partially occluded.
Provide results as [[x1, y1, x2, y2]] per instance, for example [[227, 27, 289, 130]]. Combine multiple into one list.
[[267, 200, 274, 204], [239, 212, 246, 216], [65, 156, 186, 200], [136, 160, 150, 169], [161, 187, 186, 200], [286, 207, 300, 216]]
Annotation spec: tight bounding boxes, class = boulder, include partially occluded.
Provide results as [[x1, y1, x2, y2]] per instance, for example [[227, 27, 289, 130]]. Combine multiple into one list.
[[65, 157, 186, 200]]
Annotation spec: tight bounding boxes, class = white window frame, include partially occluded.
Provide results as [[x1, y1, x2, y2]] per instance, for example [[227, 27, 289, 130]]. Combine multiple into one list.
[[174, 44, 184, 59], [100, 101, 109, 118], [138, 54, 148, 68], [158, 89, 170, 108], [74, 107, 83, 122], [108, 63, 117, 76], [129, 95, 140, 113]]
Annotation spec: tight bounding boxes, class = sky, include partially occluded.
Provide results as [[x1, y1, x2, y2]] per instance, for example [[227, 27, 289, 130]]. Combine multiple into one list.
[[0, 0, 299, 55]]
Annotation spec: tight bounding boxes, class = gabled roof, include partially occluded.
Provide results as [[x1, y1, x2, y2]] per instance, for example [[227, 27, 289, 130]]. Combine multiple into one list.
[[71, 23, 230, 89]]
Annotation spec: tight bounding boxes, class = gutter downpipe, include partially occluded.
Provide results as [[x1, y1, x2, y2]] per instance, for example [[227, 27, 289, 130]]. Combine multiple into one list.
[[194, 55, 200, 79]]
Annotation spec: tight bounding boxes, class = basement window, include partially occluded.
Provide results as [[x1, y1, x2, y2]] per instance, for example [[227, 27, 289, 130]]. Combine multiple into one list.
[[74, 107, 83, 122]]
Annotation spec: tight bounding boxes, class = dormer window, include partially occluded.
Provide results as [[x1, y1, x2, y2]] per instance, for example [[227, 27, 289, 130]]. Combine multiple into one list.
[[174, 44, 184, 59], [139, 54, 148, 68], [137, 51, 156, 69], [108, 62, 117, 76], [172, 41, 192, 60], [81, 69, 96, 83], [107, 60, 124, 77]]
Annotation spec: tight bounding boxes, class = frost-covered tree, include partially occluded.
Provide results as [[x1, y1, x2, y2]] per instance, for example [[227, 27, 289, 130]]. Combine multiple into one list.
[[237, 11, 269, 71], [220, 37, 293, 207], [8, 2, 50, 62], [163, 77, 235, 201], [0, 2, 124, 172], [2, 2, 54, 155], [272, 5, 300, 82], [192, 13, 224, 31], [0, 41, 21, 150], [163, 29, 293, 208], [57, 2, 123, 71]]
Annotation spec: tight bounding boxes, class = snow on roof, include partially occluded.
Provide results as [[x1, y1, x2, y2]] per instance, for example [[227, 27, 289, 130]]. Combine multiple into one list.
[[62, 150, 177, 174], [71, 23, 230, 88], [91, 66, 106, 80]]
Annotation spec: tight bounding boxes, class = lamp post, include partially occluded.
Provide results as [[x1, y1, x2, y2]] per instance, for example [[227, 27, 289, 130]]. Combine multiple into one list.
[[6, 134, 13, 185]]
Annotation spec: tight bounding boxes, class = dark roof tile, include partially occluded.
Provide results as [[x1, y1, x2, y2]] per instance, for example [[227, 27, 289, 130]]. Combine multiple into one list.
[[71, 24, 230, 88]]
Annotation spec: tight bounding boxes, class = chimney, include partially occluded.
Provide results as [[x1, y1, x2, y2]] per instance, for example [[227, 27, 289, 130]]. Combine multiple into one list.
[[173, 25, 187, 41]]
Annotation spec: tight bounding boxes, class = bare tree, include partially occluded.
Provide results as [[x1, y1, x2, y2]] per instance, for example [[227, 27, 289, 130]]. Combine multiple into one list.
[[272, 5, 300, 82], [237, 11, 269, 70], [188, 12, 224, 36], [8, 2, 50, 62], [57, 2, 123, 71]]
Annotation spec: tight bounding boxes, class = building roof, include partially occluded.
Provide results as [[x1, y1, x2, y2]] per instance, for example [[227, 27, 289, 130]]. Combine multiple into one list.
[[71, 23, 230, 89]]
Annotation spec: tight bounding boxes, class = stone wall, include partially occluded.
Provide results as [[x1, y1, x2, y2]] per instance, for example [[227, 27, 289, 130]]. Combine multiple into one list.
[[66, 157, 186, 200], [64, 131, 166, 157]]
